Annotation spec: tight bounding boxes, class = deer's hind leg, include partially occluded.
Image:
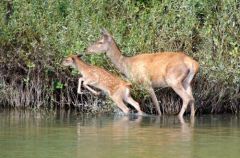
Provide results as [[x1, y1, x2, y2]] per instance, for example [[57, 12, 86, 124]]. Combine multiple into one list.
[[82, 78, 101, 96], [171, 83, 193, 118], [182, 81, 195, 117], [110, 93, 129, 115], [123, 88, 144, 115], [182, 68, 196, 117], [83, 82, 100, 96], [166, 65, 194, 118]]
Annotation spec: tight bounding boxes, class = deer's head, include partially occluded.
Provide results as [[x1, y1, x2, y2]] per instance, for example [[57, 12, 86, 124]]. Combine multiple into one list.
[[86, 29, 113, 54], [62, 55, 82, 68], [62, 55, 75, 68]]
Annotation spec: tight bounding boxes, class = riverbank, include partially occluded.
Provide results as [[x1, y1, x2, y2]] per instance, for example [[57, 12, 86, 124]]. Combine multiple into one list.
[[0, 74, 239, 115]]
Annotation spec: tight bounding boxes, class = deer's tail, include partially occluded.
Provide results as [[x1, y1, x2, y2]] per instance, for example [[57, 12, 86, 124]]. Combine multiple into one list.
[[185, 59, 199, 85]]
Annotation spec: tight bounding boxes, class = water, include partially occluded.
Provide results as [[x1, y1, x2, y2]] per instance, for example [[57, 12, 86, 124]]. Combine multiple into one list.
[[0, 110, 239, 158]]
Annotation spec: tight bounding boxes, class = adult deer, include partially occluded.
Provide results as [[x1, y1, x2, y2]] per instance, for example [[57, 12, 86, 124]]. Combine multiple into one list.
[[87, 29, 199, 118], [62, 54, 144, 115]]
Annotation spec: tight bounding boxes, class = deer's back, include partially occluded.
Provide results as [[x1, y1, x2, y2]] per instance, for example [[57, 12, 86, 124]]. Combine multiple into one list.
[[126, 52, 198, 87], [86, 66, 130, 94]]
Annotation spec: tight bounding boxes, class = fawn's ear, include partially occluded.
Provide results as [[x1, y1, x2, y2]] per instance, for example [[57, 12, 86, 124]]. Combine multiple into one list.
[[101, 28, 109, 36], [77, 54, 83, 58]]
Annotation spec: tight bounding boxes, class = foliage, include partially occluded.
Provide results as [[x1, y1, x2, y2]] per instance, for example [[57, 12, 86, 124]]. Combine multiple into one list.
[[0, 0, 239, 114]]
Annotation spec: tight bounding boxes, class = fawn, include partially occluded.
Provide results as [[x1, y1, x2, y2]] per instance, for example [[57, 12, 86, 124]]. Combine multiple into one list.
[[62, 54, 144, 115]]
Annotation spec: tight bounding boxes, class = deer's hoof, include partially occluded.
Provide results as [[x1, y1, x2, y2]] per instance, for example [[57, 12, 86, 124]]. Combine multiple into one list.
[[77, 91, 83, 95]]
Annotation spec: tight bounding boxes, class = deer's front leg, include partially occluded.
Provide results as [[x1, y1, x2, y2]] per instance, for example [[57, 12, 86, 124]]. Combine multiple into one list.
[[83, 79, 100, 96], [77, 77, 84, 94]]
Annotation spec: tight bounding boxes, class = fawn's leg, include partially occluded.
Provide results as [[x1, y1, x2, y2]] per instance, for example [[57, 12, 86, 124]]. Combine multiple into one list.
[[123, 88, 143, 115], [82, 79, 100, 95], [77, 77, 84, 94], [83, 83, 100, 95], [111, 95, 129, 115]]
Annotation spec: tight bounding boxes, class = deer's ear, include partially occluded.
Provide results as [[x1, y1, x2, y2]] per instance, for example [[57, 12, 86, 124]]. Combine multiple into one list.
[[100, 28, 104, 35], [103, 33, 109, 41], [68, 57, 73, 62], [77, 54, 83, 58], [101, 28, 109, 35]]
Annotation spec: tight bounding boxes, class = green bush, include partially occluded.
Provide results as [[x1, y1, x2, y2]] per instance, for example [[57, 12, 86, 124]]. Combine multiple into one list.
[[0, 0, 239, 113]]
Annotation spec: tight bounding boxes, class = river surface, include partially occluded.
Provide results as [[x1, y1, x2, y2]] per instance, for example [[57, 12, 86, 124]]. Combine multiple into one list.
[[0, 110, 239, 158]]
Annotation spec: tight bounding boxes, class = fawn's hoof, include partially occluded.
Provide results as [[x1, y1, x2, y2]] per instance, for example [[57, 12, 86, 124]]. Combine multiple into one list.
[[137, 111, 148, 116]]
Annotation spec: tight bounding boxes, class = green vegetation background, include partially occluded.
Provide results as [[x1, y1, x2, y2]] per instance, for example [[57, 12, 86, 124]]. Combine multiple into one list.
[[0, 0, 239, 114]]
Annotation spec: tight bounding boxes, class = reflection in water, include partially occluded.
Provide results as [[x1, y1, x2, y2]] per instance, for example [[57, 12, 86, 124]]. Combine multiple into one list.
[[0, 110, 240, 158], [76, 114, 194, 158]]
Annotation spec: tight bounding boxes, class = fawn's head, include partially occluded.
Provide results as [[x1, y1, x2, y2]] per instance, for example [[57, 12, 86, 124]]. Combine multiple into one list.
[[62, 55, 75, 68], [62, 55, 83, 68], [86, 29, 113, 54]]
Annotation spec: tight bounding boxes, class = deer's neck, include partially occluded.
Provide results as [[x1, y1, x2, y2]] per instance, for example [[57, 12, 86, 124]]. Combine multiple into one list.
[[107, 42, 129, 76], [73, 57, 90, 73]]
